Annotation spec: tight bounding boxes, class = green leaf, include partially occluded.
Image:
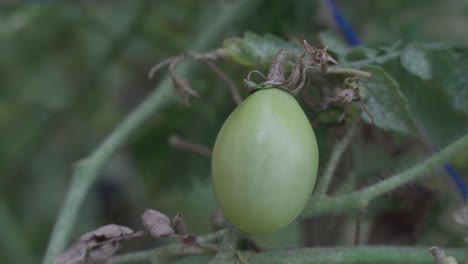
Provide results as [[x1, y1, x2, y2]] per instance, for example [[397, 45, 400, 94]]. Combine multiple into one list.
[[400, 43, 432, 80], [360, 65, 416, 134], [219, 32, 301, 68], [346, 46, 378, 62], [318, 30, 350, 55], [442, 52, 468, 115]]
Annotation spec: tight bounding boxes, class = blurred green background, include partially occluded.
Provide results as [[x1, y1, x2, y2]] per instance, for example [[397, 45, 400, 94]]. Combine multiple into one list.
[[1, 1, 468, 263]]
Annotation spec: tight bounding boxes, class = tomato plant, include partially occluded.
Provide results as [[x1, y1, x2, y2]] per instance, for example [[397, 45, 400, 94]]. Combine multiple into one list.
[[211, 88, 319, 234]]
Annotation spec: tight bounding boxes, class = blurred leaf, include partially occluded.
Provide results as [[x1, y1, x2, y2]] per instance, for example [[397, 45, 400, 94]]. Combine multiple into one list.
[[360, 65, 416, 134], [442, 52, 468, 115], [318, 30, 350, 55], [346, 46, 378, 62], [219, 31, 301, 68], [400, 43, 432, 80]]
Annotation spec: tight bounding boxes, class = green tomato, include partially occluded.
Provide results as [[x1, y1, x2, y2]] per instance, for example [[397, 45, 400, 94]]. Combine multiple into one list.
[[211, 88, 319, 234]]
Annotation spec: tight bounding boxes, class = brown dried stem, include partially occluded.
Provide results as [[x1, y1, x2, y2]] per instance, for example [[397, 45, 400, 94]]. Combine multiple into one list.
[[168, 134, 212, 157], [202, 60, 242, 105]]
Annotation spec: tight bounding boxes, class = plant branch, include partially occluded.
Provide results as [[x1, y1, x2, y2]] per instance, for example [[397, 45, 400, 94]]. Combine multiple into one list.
[[209, 226, 242, 264], [110, 244, 463, 264], [42, 1, 264, 263], [302, 131, 468, 217], [247, 246, 463, 264], [345, 42, 460, 68], [202, 60, 243, 105], [168, 134, 212, 157], [325, 66, 372, 78], [313, 116, 360, 196], [108, 229, 226, 264]]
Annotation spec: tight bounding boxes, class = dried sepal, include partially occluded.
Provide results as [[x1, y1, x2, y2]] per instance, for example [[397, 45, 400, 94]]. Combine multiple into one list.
[[303, 40, 338, 73], [141, 209, 174, 239], [172, 213, 188, 236], [167, 57, 200, 106], [55, 224, 136, 264], [265, 49, 291, 85], [340, 77, 374, 124], [243, 70, 267, 92], [283, 52, 305, 90], [171, 76, 200, 106]]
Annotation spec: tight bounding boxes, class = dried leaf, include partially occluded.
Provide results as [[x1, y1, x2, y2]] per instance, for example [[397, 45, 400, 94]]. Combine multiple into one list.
[[55, 224, 134, 264], [54, 243, 87, 264], [172, 76, 200, 106], [142, 209, 174, 239], [172, 213, 188, 236]]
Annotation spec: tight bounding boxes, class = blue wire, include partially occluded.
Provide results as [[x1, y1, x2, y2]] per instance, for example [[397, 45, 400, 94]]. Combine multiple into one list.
[[433, 146, 468, 200], [324, 0, 362, 46], [326, 0, 468, 201]]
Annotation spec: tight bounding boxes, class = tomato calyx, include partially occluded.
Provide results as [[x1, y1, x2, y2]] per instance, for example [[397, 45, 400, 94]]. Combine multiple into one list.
[[243, 41, 339, 96]]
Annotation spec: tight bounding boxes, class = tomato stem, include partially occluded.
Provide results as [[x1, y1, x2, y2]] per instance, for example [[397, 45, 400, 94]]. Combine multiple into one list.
[[303, 131, 468, 217], [313, 116, 360, 196]]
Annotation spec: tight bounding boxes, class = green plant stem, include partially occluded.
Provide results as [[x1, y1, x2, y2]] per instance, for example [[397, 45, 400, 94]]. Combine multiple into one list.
[[303, 131, 468, 217], [346, 42, 460, 68], [248, 247, 463, 264], [42, 1, 263, 263], [209, 226, 242, 264], [109, 245, 463, 264], [313, 117, 360, 196], [108, 229, 226, 264], [326, 67, 372, 78]]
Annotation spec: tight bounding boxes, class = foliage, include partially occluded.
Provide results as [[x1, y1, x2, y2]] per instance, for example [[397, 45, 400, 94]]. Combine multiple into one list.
[[0, 1, 468, 264]]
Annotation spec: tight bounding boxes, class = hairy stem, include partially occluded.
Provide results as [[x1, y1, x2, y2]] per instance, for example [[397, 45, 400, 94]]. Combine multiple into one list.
[[110, 245, 463, 264], [248, 246, 463, 264], [345, 42, 460, 68], [313, 117, 360, 196], [42, 1, 263, 263], [303, 131, 468, 217], [209, 226, 242, 264], [108, 229, 226, 264], [326, 66, 372, 78]]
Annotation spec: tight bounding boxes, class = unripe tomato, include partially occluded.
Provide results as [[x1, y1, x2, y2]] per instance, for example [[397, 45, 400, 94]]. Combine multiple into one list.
[[211, 88, 319, 234]]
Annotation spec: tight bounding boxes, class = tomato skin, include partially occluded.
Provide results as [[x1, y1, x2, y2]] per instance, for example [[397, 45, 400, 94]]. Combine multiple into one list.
[[211, 88, 319, 234]]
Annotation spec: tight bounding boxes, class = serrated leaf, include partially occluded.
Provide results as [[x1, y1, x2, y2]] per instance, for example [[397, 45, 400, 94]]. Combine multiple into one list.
[[219, 32, 301, 68], [443, 53, 468, 115], [360, 66, 416, 134], [318, 30, 350, 55], [401, 43, 432, 80]]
